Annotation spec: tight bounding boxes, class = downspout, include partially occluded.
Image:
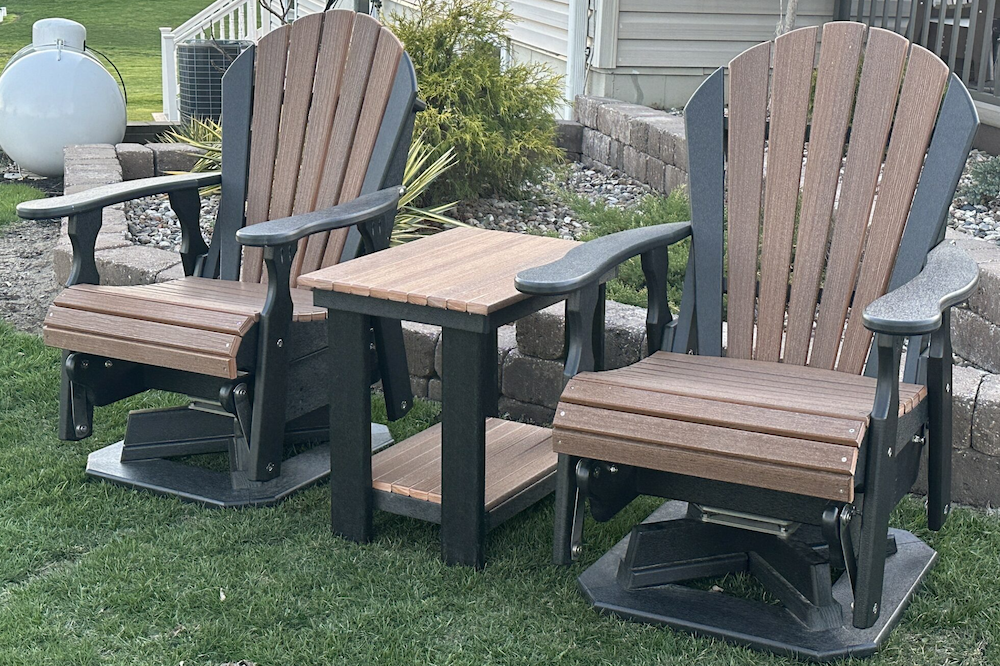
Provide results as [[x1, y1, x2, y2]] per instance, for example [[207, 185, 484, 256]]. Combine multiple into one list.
[[566, 0, 588, 118]]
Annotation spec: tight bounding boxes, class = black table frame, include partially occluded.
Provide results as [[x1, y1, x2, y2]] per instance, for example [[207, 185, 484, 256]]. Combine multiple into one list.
[[317, 289, 567, 568]]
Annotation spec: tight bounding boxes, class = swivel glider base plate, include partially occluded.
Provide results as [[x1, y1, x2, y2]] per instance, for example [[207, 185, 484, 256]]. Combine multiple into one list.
[[578, 501, 936, 662], [85, 407, 393, 508]]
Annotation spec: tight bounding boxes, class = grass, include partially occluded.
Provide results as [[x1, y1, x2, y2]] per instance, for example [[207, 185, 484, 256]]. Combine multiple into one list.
[[0, 183, 44, 227], [562, 188, 691, 310], [0, 1, 215, 120], [1, 321, 999, 664]]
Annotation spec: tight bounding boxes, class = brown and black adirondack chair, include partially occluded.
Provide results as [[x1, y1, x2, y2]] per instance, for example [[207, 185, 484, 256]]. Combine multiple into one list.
[[17, 9, 419, 507], [515, 23, 980, 660]]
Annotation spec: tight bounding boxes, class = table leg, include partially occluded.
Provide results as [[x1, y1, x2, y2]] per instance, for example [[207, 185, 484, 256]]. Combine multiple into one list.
[[485, 327, 499, 418], [328, 310, 373, 543], [441, 327, 490, 568]]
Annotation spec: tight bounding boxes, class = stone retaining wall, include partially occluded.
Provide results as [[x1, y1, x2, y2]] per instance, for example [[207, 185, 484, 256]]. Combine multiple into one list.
[[57, 144, 1000, 507], [54, 143, 203, 286], [570, 95, 689, 195]]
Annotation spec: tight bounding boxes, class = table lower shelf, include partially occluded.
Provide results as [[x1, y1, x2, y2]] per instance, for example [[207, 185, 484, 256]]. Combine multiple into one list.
[[371, 418, 558, 528]]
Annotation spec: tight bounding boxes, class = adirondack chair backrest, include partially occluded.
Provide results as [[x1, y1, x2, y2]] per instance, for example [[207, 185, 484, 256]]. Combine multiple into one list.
[[205, 9, 417, 286], [682, 22, 979, 375]]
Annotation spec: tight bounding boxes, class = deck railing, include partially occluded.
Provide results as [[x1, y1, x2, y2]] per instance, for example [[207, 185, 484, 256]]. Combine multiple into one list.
[[835, 1, 999, 105]]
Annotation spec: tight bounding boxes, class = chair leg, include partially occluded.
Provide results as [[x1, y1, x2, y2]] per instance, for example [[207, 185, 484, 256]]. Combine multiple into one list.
[[247, 243, 295, 482], [926, 310, 953, 531], [58, 352, 93, 442], [853, 333, 901, 629], [553, 453, 582, 565]]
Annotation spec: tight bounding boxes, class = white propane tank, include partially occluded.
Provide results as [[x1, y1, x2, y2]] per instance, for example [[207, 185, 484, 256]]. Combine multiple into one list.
[[0, 18, 126, 177]]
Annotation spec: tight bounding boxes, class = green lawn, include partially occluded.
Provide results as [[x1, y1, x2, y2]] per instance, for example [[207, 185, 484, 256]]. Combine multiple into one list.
[[0, 182, 44, 227], [1, 321, 999, 665], [0, 0, 214, 120]]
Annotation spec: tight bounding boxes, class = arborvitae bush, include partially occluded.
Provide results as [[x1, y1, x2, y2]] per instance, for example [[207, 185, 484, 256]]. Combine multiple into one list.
[[385, 0, 564, 200]]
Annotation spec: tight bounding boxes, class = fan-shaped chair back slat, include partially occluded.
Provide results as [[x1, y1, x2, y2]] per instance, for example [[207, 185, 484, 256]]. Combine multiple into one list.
[[755, 26, 817, 363], [239, 10, 403, 285], [807, 27, 910, 370], [241, 23, 291, 283], [724, 41, 770, 361], [782, 22, 865, 366], [716, 22, 955, 374], [288, 9, 356, 282], [835, 44, 949, 373]]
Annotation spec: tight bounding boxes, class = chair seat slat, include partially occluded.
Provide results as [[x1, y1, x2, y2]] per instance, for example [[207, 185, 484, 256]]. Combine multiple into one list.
[[555, 403, 858, 476], [53, 287, 254, 335], [552, 429, 855, 502], [562, 378, 865, 446], [43, 327, 236, 378]]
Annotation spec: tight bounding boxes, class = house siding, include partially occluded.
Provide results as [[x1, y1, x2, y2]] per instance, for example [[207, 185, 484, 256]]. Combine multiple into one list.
[[382, 0, 570, 61], [616, 0, 836, 69]]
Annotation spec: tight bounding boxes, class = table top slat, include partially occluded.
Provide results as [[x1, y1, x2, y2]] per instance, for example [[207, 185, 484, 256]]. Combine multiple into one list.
[[298, 228, 578, 314]]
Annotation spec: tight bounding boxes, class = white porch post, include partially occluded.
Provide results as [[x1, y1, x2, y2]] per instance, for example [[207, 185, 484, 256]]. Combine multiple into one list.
[[566, 0, 588, 118], [160, 27, 179, 121]]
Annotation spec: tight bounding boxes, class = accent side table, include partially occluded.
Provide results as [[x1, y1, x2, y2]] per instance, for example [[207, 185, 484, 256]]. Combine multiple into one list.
[[299, 227, 581, 567]]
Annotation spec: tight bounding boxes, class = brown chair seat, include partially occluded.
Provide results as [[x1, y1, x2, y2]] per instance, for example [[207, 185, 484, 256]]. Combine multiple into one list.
[[552, 351, 927, 503], [43, 277, 327, 379]]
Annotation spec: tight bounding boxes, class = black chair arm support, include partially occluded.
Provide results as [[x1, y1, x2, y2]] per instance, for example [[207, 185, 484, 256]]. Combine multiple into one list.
[[513, 222, 692, 385], [514, 222, 693, 296], [863, 243, 979, 336], [16, 172, 222, 219], [235, 186, 403, 247]]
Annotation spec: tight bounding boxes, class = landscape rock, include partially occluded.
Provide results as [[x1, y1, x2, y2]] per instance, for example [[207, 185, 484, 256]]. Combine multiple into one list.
[[952, 307, 1000, 372], [972, 373, 1000, 456], [501, 349, 565, 409], [115, 143, 155, 180], [402, 322, 440, 378], [952, 364, 983, 449], [912, 446, 1000, 508], [149, 143, 204, 175], [516, 303, 566, 360], [499, 397, 556, 425]]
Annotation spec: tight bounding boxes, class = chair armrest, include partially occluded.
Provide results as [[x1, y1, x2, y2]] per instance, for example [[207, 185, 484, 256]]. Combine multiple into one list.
[[236, 186, 403, 247], [863, 242, 979, 336], [16, 172, 221, 219], [514, 222, 692, 295]]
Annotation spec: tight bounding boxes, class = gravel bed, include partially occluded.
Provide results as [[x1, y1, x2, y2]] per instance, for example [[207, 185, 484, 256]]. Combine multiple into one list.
[[124, 194, 218, 248], [948, 149, 1000, 243], [454, 161, 652, 240], [0, 152, 62, 333], [120, 161, 653, 248]]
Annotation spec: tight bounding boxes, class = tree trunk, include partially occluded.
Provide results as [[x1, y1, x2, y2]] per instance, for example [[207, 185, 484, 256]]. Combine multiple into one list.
[[778, 0, 801, 35]]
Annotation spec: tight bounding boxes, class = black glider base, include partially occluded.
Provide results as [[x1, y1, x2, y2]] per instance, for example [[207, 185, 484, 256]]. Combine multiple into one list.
[[86, 421, 393, 509], [578, 501, 936, 662]]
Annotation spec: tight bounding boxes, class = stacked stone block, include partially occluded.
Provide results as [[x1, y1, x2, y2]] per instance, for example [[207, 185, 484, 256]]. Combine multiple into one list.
[[54, 144, 203, 286], [574, 95, 688, 194]]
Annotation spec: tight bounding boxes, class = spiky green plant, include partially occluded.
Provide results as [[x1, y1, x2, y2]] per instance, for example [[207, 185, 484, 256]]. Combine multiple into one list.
[[166, 118, 222, 171], [166, 120, 462, 242], [394, 138, 463, 243]]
